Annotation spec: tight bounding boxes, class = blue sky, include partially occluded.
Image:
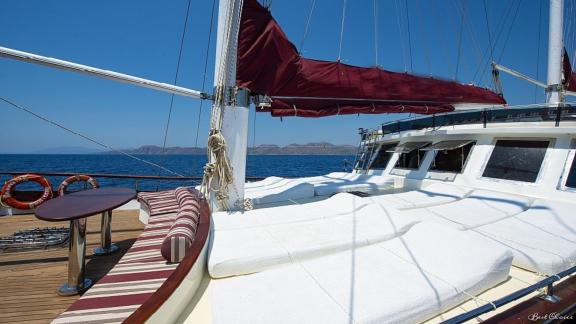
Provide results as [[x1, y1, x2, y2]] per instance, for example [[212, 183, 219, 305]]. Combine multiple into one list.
[[0, 0, 556, 153]]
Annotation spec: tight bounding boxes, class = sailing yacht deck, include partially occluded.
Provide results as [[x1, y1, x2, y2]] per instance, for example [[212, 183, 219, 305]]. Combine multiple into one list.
[[0, 210, 143, 324]]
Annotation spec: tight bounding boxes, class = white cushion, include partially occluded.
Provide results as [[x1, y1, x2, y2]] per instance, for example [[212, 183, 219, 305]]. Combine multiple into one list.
[[300, 172, 356, 184], [368, 182, 471, 210], [244, 176, 286, 189], [312, 174, 395, 196], [473, 199, 576, 275], [212, 192, 369, 231], [212, 222, 513, 324], [244, 178, 315, 205], [414, 189, 532, 230], [209, 203, 419, 278]]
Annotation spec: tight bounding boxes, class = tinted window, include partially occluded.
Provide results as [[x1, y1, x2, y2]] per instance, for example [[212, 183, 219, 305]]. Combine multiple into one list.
[[369, 143, 398, 169], [430, 142, 475, 173], [482, 140, 549, 182], [395, 149, 427, 170], [566, 152, 576, 188]]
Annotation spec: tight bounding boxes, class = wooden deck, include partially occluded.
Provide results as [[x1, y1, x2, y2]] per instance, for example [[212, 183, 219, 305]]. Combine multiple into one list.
[[0, 209, 144, 324]]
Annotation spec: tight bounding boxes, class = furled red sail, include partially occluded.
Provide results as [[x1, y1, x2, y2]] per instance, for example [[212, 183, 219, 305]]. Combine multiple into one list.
[[236, 0, 506, 117], [563, 49, 576, 92]]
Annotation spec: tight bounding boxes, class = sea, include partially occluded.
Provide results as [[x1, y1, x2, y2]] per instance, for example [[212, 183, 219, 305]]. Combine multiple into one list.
[[0, 154, 355, 191]]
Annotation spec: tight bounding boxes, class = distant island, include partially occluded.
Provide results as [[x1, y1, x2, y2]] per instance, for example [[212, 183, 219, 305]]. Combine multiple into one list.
[[111, 142, 357, 155]]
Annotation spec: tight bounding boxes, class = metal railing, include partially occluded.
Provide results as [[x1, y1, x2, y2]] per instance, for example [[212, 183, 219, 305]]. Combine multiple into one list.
[[380, 104, 576, 136], [441, 265, 576, 323], [0, 171, 268, 192]]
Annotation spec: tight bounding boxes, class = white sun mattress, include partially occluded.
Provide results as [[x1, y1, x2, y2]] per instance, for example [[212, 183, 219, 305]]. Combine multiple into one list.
[[244, 176, 285, 188], [212, 192, 369, 231], [212, 222, 513, 324], [311, 173, 395, 196], [208, 203, 420, 278], [403, 189, 532, 230], [242, 173, 393, 204], [244, 177, 315, 205], [472, 199, 576, 275], [367, 182, 472, 210]]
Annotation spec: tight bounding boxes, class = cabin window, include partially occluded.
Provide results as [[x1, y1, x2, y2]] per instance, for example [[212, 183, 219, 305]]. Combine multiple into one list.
[[566, 151, 576, 188], [425, 140, 475, 173], [392, 142, 430, 170], [369, 143, 398, 169], [482, 140, 549, 182]]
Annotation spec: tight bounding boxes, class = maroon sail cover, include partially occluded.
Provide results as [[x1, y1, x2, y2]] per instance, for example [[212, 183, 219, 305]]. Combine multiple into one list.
[[563, 49, 576, 92], [236, 0, 506, 117]]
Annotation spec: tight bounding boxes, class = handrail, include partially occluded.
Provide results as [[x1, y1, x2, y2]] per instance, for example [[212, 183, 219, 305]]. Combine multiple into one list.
[[441, 265, 576, 324], [0, 171, 267, 181], [374, 105, 576, 138]]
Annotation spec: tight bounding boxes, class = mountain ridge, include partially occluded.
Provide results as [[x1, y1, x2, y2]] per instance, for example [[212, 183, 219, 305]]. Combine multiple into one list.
[[109, 142, 357, 155]]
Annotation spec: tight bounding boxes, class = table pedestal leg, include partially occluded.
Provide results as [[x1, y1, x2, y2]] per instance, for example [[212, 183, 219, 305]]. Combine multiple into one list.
[[58, 218, 92, 296], [94, 210, 118, 256]]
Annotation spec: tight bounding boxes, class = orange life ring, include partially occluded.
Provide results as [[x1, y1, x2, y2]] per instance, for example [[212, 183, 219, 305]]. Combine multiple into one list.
[[58, 174, 99, 196], [0, 174, 53, 209]]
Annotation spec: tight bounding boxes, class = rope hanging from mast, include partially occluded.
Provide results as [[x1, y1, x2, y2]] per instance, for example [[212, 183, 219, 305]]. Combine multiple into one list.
[[201, 0, 245, 211]]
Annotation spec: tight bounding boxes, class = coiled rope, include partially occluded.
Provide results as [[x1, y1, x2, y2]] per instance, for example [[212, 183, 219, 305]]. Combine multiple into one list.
[[201, 0, 249, 211], [201, 130, 234, 210]]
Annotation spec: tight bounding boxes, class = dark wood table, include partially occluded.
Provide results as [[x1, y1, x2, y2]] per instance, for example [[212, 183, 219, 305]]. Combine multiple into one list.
[[35, 187, 136, 296]]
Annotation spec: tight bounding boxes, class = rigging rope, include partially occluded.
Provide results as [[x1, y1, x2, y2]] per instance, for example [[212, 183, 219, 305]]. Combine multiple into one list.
[[414, 0, 432, 75], [252, 107, 257, 149], [337, 0, 347, 61], [472, 0, 517, 85], [404, 0, 413, 72], [194, 0, 218, 148], [454, 0, 487, 84], [373, 0, 379, 67], [299, 0, 317, 54], [482, 0, 495, 67], [394, 0, 408, 71], [202, 0, 245, 211], [535, 0, 543, 103], [430, 1, 455, 77], [455, 10, 464, 80], [496, 0, 521, 62], [568, 0, 576, 64], [162, 0, 193, 154], [0, 96, 184, 177]]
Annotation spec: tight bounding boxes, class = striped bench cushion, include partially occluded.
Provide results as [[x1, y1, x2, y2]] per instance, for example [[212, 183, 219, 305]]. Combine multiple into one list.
[[161, 188, 202, 263], [51, 213, 179, 324], [53, 188, 206, 324], [137, 190, 179, 216]]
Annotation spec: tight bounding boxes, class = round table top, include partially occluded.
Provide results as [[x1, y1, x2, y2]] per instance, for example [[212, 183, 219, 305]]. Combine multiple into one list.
[[35, 187, 136, 221]]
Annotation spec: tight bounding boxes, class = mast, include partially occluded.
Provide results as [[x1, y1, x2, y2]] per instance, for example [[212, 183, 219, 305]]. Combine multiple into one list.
[[547, 0, 564, 104], [209, 0, 249, 211]]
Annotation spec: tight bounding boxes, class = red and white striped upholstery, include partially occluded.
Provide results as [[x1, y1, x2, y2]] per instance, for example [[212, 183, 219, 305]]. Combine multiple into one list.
[[161, 189, 202, 263], [137, 190, 179, 216], [53, 188, 204, 324]]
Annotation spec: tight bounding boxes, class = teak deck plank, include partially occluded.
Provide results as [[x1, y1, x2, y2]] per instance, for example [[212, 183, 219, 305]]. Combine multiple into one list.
[[0, 209, 144, 324]]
